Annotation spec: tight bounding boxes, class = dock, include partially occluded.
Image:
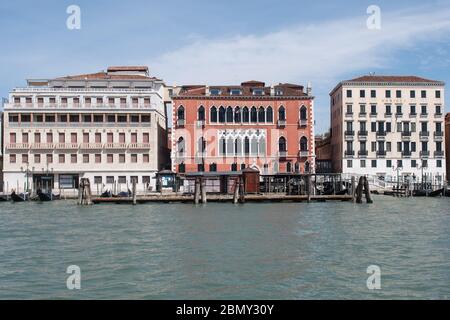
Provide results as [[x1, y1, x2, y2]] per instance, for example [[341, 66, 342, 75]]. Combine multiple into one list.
[[92, 193, 353, 204]]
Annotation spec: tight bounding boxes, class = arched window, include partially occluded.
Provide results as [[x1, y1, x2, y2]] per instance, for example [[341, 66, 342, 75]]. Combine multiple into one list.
[[279, 137, 287, 152], [242, 107, 249, 123], [258, 107, 265, 122], [300, 136, 308, 151], [218, 106, 226, 123], [177, 106, 185, 120], [178, 162, 185, 173], [295, 162, 300, 173], [231, 163, 238, 172], [278, 106, 286, 121], [177, 137, 185, 154], [250, 107, 257, 123], [305, 161, 310, 173], [300, 106, 307, 120], [210, 106, 217, 123], [209, 163, 217, 172], [251, 136, 258, 155], [259, 137, 266, 156], [227, 137, 234, 155], [244, 137, 250, 155], [198, 106, 205, 121], [234, 107, 241, 123], [266, 106, 273, 123], [219, 137, 226, 155], [198, 137, 206, 153], [226, 106, 234, 123], [235, 137, 242, 155], [287, 162, 292, 173]]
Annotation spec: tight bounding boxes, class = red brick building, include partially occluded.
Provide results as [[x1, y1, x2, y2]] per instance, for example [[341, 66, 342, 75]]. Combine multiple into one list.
[[446, 112, 450, 181], [171, 81, 315, 175]]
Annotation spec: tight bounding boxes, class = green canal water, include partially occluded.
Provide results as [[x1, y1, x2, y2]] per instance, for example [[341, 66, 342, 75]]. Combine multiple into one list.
[[0, 196, 449, 299]]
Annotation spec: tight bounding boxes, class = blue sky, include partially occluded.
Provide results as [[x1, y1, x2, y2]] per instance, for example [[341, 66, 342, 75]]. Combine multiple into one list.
[[1, 0, 450, 133]]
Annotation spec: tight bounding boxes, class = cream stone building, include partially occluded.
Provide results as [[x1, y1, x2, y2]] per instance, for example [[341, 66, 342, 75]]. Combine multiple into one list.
[[2, 66, 168, 194], [330, 75, 446, 184]]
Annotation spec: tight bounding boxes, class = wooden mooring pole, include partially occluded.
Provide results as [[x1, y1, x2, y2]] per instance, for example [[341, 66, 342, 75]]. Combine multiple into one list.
[[351, 176, 356, 203], [132, 179, 137, 205], [77, 178, 92, 205], [233, 178, 239, 204], [356, 176, 364, 204], [194, 177, 200, 204], [201, 177, 207, 204]]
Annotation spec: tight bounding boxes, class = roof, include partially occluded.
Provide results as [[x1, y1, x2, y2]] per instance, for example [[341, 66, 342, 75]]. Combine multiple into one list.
[[107, 66, 148, 72], [346, 75, 442, 83], [330, 74, 445, 95], [52, 66, 161, 81], [175, 81, 309, 98]]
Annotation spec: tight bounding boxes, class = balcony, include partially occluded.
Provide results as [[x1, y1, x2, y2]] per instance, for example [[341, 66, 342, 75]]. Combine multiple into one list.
[[358, 150, 368, 157], [298, 150, 308, 158], [370, 112, 377, 118], [384, 112, 392, 117], [104, 143, 128, 150], [6, 143, 30, 150], [420, 113, 428, 118], [277, 120, 286, 127], [55, 143, 79, 150], [376, 131, 386, 140], [32, 143, 54, 150], [344, 150, 355, 157], [80, 143, 103, 150], [434, 151, 444, 158], [298, 119, 308, 127], [345, 112, 353, 118], [434, 131, 443, 141], [176, 119, 185, 127], [359, 112, 367, 117], [395, 112, 403, 118], [434, 113, 443, 118], [358, 130, 368, 140], [278, 151, 287, 158], [409, 112, 417, 118], [128, 143, 151, 150], [419, 131, 429, 141], [402, 151, 412, 158], [376, 150, 386, 157], [420, 151, 430, 158], [196, 120, 205, 128], [196, 151, 207, 158], [401, 131, 411, 140], [345, 130, 355, 137]]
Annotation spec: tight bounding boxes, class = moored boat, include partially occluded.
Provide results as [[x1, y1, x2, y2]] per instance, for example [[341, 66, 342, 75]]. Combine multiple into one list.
[[36, 189, 60, 201], [10, 191, 29, 202], [428, 188, 444, 197]]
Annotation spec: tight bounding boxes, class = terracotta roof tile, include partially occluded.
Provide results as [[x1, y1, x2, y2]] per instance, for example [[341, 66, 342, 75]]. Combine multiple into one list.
[[346, 75, 441, 83]]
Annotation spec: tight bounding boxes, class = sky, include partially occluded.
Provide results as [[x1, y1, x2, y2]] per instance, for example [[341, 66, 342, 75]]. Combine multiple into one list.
[[1, 0, 450, 133]]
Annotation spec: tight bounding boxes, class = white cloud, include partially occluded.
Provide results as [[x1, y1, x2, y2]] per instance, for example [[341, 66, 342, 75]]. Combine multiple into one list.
[[152, 5, 450, 86]]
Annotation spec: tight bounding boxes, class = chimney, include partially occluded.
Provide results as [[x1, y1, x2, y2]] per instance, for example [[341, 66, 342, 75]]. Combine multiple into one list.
[[306, 81, 312, 96], [205, 85, 210, 96]]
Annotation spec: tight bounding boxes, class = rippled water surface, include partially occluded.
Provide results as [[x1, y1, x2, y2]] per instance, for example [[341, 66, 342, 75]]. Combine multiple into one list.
[[0, 196, 449, 299]]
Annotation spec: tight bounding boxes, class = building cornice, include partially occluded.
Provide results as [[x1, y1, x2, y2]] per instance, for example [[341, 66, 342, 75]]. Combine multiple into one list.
[[172, 95, 314, 101], [330, 81, 445, 96]]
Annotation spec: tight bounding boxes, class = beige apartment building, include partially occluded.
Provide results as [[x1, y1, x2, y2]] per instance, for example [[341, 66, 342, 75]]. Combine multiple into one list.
[[2, 66, 168, 194], [330, 75, 446, 184]]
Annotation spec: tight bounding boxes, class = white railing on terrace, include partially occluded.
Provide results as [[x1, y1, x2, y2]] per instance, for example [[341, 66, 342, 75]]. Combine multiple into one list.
[[6, 103, 159, 109], [12, 87, 157, 93]]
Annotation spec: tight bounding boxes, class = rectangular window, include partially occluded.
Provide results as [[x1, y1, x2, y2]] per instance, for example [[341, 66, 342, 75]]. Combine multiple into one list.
[[71, 133, 77, 143], [46, 132, 53, 143], [131, 133, 137, 143], [371, 122, 377, 132], [118, 176, 126, 184], [371, 160, 377, 168], [360, 160, 366, 168], [10, 154, 16, 163], [371, 142, 376, 152], [411, 160, 417, 168], [385, 105, 391, 114], [94, 176, 102, 184], [131, 154, 137, 163], [22, 154, 28, 164], [346, 90, 352, 98], [119, 154, 125, 163], [437, 160, 442, 168], [386, 142, 391, 152], [10, 133, 16, 143], [107, 133, 114, 143], [34, 154, 41, 164], [347, 160, 352, 168], [106, 176, 114, 184], [142, 176, 151, 184], [59, 133, 65, 143], [95, 154, 101, 163], [397, 160, 403, 168], [385, 90, 391, 98], [34, 133, 41, 143], [386, 160, 392, 168], [83, 133, 89, 143], [47, 154, 53, 164], [59, 154, 65, 163], [435, 105, 441, 115], [421, 90, 426, 98], [107, 154, 113, 163], [396, 90, 401, 98], [436, 90, 441, 98], [143, 154, 150, 163], [95, 133, 101, 143], [396, 105, 402, 114], [83, 154, 89, 163], [410, 90, 415, 98], [370, 90, 376, 98], [71, 154, 77, 163], [119, 133, 125, 143], [360, 90, 365, 98], [143, 133, 150, 143]]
